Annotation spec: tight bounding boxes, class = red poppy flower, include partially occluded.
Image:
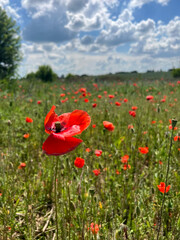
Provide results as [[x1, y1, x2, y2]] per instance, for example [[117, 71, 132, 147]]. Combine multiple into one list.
[[92, 103, 97, 108], [131, 106, 138, 110], [98, 95, 102, 99], [26, 117, 33, 123], [128, 124, 134, 129], [103, 121, 115, 131], [93, 169, 100, 176], [37, 100, 42, 104], [23, 133, 30, 139], [174, 136, 180, 141], [84, 98, 89, 103], [115, 102, 121, 106], [121, 155, 129, 163], [109, 95, 114, 98], [124, 98, 128, 102], [42, 106, 91, 155], [92, 124, 96, 128], [18, 162, 26, 169], [95, 150, 102, 156], [139, 147, 149, 154], [146, 95, 154, 101], [74, 157, 85, 168], [157, 182, 170, 193], [90, 223, 100, 234], [129, 111, 136, 117], [123, 164, 131, 170], [86, 148, 91, 152]]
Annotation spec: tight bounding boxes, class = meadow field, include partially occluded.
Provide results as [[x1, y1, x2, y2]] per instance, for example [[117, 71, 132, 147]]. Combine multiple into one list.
[[0, 73, 180, 239]]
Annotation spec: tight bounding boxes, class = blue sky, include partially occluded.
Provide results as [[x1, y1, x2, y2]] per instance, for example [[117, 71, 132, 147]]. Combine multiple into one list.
[[1, 0, 180, 76]]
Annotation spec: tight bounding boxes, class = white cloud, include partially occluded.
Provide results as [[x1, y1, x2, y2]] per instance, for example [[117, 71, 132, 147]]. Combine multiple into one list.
[[128, 0, 170, 9], [0, 0, 9, 7]]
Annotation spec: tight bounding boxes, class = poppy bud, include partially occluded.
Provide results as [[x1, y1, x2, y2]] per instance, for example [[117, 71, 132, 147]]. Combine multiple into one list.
[[172, 119, 177, 129], [7, 120, 12, 126]]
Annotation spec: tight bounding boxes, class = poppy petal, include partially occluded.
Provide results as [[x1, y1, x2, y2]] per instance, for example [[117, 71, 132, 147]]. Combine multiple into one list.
[[42, 133, 82, 156], [62, 110, 91, 136], [44, 105, 59, 134]]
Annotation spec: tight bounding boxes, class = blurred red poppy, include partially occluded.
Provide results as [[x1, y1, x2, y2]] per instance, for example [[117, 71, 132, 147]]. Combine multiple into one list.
[[139, 147, 149, 154], [129, 111, 136, 117], [121, 155, 129, 163], [23, 133, 30, 138], [157, 182, 170, 193], [74, 157, 85, 168], [146, 95, 154, 101], [92, 103, 97, 108], [103, 121, 115, 131], [42, 106, 91, 155], [115, 102, 121, 106], [95, 150, 102, 156], [93, 169, 100, 176], [26, 117, 33, 123], [37, 100, 42, 104], [18, 162, 26, 169], [90, 223, 100, 234]]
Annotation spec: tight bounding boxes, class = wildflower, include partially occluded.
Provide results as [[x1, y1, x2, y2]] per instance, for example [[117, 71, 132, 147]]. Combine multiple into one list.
[[132, 106, 138, 110], [123, 164, 131, 170], [174, 136, 180, 141], [98, 95, 102, 99], [84, 98, 89, 103], [60, 93, 65, 97], [42, 105, 91, 155], [109, 95, 114, 98], [93, 169, 100, 176], [92, 103, 97, 108], [95, 150, 102, 156], [115, 101, 121, 106], [129, 111, 136, 117], [128, 124, 134, 129], [92, 124, 96, 128], [116, 169, 120, 175], [18, 162, 26, 169], [37, 100, 42, 104], [90, 223, 100, 234], [139, 147, 149, 154], [99, 201, 102, 209], [157, 182, 170, 193], [74, 157, 85, 168], [146, 95, 154, 101], [23, 133, 30, 138], [151, 120, 156, 124], [26, 117, 33, 123], [124, 98, 128, 102], [121, 155, 129, 163], [103, 121, 115, 131], [85, 148, 91, 152]]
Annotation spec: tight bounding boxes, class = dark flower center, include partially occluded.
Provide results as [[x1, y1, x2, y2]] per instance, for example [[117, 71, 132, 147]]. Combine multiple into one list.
[[55, 121, 63, 133]]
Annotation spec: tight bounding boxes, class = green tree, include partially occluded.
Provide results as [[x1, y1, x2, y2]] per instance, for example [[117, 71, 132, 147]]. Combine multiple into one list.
[[36, 65, 58, 82], [0, 7, 21, 79]]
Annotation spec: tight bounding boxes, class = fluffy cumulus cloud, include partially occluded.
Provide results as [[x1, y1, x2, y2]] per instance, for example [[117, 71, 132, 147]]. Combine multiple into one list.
[[0, 0, 9, 7], [10, 0, 179, 75], [128, 0, 170, 9], [130, 17, 180, 57]]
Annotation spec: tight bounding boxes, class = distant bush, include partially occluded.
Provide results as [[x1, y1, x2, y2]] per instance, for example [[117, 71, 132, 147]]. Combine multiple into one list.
[[172, 68, 180, 78], [65, 73, 75, 80], [36, 65, 58, 82], [26, 72, 36, 80]]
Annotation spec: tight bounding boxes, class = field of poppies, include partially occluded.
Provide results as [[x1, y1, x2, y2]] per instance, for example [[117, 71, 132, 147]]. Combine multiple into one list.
[[0, 75, 180, 239]]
